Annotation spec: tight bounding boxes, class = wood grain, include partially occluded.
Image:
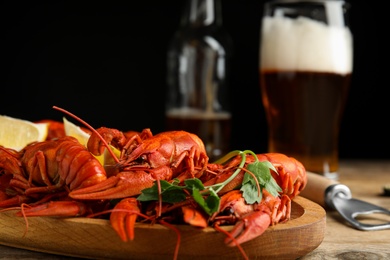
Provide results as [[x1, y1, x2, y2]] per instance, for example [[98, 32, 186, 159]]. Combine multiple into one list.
[[0, 196, 325, 260]]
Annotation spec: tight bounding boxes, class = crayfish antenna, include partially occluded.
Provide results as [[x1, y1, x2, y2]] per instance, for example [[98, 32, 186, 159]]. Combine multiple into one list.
[[52, 106, 119, 164], [213, 224, 249, 260], [0, 205, 31, 238]]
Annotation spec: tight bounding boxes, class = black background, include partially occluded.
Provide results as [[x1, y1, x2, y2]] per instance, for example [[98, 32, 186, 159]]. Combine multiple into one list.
[[2, 1, 389, 159]]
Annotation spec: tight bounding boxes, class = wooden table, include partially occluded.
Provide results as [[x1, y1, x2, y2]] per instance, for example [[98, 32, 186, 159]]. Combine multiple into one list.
[[1, 160, 389, 259], [301, 160, 390, 259]]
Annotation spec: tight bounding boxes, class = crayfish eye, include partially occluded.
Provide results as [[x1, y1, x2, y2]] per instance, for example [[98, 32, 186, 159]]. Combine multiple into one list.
[[134, 154, 148, 164], [222, 207, 234, 216]]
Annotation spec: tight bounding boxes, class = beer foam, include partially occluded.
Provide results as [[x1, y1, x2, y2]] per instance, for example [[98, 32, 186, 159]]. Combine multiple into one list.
[[260, 16, 353, 74]]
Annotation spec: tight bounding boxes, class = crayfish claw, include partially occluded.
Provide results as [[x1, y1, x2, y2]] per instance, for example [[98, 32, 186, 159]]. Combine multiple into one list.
[[182, 205, 208, 228], [87, 127, 127, 156], [110, 198, 140, 242], [224, 206, 271, 247]]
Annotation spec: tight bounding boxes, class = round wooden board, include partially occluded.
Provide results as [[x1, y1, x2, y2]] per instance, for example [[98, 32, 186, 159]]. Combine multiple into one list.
[[0, 196, 326, 259]]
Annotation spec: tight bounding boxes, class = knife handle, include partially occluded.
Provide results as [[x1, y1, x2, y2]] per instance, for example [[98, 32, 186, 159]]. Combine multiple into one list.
[[299, 171, 340, 208]]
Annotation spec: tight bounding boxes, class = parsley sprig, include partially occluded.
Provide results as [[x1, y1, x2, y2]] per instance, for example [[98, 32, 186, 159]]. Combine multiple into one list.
[[137, 150, 282, 215]]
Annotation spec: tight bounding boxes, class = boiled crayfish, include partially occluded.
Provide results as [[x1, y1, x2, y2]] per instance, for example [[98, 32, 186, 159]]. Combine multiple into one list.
[[0, 106, 307, 260], [69, 127, 209, 200], [198, 152, 306, 247], [138, 151, 307, 249], [0, 136, 106, 209]]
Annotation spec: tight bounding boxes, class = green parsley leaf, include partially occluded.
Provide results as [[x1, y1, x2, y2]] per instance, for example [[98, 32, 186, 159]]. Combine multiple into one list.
[[240, 161, 282, 204], [137, 180, 186, 203], [191, 188, 220, 215], [183, 178, 205, 191]]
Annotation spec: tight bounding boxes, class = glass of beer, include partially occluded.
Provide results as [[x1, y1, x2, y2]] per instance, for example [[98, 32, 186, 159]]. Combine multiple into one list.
[[259, 0, 353, 180]]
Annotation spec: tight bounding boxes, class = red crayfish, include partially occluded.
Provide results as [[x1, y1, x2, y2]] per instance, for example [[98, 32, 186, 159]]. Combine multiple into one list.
[[0, 136, 106, 209], [0, 106, 308, 260]]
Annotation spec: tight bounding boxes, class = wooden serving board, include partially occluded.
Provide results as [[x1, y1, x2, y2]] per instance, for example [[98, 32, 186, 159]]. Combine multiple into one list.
[[0, 196, 325, 259]]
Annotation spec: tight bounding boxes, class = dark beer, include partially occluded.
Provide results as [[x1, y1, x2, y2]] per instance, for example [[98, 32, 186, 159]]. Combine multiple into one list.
[[260, 70, 351, 174], [259, 1, 353, 179], [166, 109, 231, 162]]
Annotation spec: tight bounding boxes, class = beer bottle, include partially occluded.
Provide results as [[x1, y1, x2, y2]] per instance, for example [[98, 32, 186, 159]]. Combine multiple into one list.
[[165, 0, 233, 162]]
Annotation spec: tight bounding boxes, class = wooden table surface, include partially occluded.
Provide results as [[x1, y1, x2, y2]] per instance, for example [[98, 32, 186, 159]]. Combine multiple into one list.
[[301, 160, 390, 259], [1, 160, 389, 259]]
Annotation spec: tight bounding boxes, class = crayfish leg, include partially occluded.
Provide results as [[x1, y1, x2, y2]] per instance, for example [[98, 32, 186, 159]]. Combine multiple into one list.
[[15, 201, 88, 217], [110, 198, 141, 242]]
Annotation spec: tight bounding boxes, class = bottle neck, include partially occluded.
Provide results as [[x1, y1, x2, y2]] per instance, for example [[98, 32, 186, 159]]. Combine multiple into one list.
[[181, 0, 222, 28]]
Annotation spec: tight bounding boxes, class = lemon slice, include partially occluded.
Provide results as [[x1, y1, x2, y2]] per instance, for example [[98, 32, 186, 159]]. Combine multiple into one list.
[[0, 115, 49, 151], [63, 117, 120, 166], [63, 117, 91, 146]]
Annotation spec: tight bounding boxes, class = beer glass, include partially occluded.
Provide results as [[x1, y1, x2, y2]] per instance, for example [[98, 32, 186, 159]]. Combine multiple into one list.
[[259, 0, 353, 180]]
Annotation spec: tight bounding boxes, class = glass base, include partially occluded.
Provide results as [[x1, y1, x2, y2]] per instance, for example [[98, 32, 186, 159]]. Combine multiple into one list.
[[323, 172, 339, 181]]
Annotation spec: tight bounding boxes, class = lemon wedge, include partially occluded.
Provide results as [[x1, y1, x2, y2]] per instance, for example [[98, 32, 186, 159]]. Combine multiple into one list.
[[0, 115, 49, 151], [63, 117, 91, 146]]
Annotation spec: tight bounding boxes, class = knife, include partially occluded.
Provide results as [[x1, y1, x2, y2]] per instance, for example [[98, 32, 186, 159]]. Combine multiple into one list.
[[299, 172, 390, 231]]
